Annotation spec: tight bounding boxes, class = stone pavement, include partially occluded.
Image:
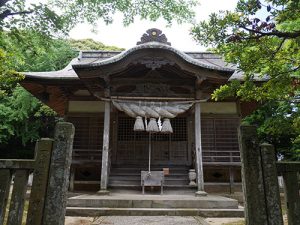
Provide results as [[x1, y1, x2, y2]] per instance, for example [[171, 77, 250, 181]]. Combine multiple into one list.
[[93, 216, 210, 225], [65, 216, 211, 225]]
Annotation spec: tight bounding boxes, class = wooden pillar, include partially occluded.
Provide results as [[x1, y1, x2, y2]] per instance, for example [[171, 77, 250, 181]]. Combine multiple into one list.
[[100, 100, 111, 192], [194, 102, 206, 196]]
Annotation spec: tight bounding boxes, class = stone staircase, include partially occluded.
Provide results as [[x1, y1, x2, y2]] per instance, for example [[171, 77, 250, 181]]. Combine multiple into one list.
[[108, 165, 190, 188], [66, 191, 244, 217]]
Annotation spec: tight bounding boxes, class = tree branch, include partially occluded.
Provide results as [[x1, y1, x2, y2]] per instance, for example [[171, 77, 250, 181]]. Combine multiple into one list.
[[240, 26, 300, 39], [0, 10, 33, 20], [270, 38, 286, 60]]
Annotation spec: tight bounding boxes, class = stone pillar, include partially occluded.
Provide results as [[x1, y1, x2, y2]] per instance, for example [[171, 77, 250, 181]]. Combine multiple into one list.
[[27, 139, 53, 225], [260, 143, 284, 225], [100, 101, 111, 193], [239, 125, 268, 225], [194, 102, 206, 196], [283, 171, 300, 225], [42, 122, 75, 225]]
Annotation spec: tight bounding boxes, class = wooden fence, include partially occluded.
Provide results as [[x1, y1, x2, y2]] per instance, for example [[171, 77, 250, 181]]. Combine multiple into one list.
[[0, 122, 74, 225]]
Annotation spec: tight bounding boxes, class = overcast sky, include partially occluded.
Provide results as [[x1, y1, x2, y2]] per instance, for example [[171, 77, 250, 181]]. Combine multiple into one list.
[[69, 0, 238, 51]]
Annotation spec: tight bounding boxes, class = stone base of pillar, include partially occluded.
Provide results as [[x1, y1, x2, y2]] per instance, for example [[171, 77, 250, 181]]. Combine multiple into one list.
[[97, 190, 110, 195], [195, 191, 207, 197]]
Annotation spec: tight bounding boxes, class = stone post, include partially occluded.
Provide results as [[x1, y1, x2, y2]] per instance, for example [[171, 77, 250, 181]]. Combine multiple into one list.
[[283, 171, 300, 225], [42, 122, 75, 225], [26, 138, 53, 225], [100, 101, 111, 193], [194, 102, 206, 196], [238, 125, 268, 225], [260, 143, 284, 225]]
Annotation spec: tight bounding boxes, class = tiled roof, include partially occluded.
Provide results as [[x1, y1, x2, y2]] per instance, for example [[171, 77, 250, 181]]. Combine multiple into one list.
[[24, 42, 246, 80]]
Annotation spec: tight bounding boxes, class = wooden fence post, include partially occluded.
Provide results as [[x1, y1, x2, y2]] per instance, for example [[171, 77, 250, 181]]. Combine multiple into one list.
[[238, 125, 268, 225], [42, 122, 75, 225], [260, 143, 283, 225]]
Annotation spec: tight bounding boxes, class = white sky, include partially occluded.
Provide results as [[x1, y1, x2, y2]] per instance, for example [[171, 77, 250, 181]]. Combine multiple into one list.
[[69, 0, 238, 51]]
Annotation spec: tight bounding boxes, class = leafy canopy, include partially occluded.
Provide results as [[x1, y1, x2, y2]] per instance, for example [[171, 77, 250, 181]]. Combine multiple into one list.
[[1, 0, 198, 36], [192, 0, 300, 101], [243, 100, 300, 160], [69, 38, 124, 51]]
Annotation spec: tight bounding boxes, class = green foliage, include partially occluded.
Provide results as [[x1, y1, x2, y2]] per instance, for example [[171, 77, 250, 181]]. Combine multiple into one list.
[[69, 38, 124, 51], [0, 30, 78, 72], [51, 0, 197, 27], [191, 0, 300, 101], [243, 101, 300, 160], [1, 0, 197, 36], [0, 85, 57, 145], [0, 48, 23, 97], [0, 30, 76, 148]]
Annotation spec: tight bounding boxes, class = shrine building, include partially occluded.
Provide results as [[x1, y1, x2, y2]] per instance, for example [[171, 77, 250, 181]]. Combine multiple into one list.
[[21, 29, 257, 193]]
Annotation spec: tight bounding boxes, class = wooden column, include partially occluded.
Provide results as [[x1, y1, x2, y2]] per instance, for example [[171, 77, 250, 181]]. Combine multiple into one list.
[[194, 102, 206, 196], [100, 100, 111, 192]]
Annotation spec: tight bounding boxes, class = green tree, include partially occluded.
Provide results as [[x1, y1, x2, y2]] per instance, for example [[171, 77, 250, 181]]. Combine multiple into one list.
[[69, 38, 124, 51], [243, 101, 300, 160], [1, 0, 197, 35], [191, 0, 300, 101]]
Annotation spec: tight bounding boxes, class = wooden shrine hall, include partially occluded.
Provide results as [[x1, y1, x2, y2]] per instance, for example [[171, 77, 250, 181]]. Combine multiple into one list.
[[21, 29, 256, 194]]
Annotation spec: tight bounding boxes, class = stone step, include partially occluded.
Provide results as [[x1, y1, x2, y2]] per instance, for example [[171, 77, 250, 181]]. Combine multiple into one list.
[[108, 180, 189, 186], [110, 172, 188, 176], [66, 207, 244, 217], [109, 174, 189, 181], [68, 196, 238, 209], [110, 167, 189, 173]]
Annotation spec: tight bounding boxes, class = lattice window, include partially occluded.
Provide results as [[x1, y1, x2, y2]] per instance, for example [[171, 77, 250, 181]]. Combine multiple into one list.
[[170, 117, 187, 141], [202, 117, 240, 162], [68, 115, 103, 151]]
